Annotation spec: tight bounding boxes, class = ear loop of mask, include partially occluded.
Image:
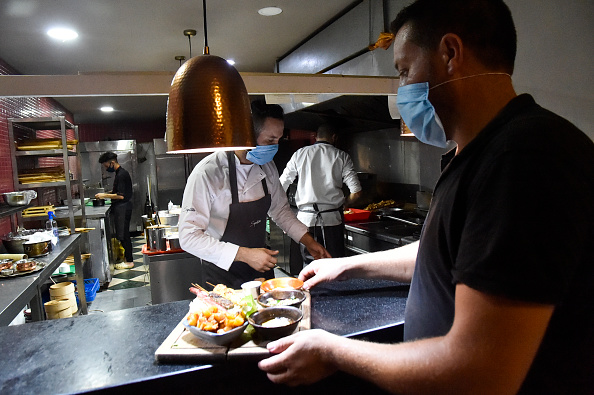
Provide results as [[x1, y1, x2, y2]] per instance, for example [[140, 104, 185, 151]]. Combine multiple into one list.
[[430, 72, 512, 91]]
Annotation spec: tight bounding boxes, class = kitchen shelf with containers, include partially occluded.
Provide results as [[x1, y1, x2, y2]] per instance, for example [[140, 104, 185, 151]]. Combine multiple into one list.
[[7, 116, 86, 231]]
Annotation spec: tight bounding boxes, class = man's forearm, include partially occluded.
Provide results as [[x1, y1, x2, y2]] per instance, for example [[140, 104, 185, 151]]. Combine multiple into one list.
[[342, 241, 418, 283]]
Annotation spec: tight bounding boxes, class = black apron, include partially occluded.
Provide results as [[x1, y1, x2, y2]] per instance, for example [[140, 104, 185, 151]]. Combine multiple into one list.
[[202, 151, 273, 289]]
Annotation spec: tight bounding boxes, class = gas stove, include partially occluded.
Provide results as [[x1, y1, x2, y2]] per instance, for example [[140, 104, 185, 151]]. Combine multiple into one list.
[[344, 211, 424, 254]]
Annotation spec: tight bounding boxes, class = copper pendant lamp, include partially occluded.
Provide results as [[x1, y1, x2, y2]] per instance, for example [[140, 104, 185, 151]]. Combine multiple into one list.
[[166, 0, 255, 153]]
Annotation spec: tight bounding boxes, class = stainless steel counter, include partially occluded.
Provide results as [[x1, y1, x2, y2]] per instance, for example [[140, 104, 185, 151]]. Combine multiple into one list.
[[0, 234, 85, 326]]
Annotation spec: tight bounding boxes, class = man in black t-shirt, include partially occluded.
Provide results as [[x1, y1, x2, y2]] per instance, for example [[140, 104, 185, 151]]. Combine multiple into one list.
[[96, 152, 134, 270], [257, 1, 594, 393]]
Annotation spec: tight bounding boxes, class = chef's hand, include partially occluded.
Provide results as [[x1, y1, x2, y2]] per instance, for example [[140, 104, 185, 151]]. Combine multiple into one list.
[[95, 193, 106, 199], [236, 247, 278, 272], [298, 257, 349, 290], [299, 233, 331, 261], [258, 329, 338, 386]]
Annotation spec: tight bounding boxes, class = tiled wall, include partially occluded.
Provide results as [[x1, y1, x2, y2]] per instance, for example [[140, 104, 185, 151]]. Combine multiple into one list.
[[0, 59, 75, 236]]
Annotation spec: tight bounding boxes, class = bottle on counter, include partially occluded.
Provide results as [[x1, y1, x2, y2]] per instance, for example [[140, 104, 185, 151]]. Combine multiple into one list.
[[46, 211, 59, 245], [144, 194, 153, 217]]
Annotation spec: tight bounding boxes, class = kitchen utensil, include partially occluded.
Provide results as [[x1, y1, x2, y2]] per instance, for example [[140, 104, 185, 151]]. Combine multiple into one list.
[[2, 190, 37, 206], [22, 240, 51, 257], [92, 198, 105, 207], [241, 280, 262, 299], [166, 235, 181, 250], [147, 225, 169, 251], [375, 208, 422, 226], [158, 213, 179, 226], [257, 289, 306, 309], [260, 277, 304, 293], [248, 306, 303, 341], [182, 318, 248, 346]]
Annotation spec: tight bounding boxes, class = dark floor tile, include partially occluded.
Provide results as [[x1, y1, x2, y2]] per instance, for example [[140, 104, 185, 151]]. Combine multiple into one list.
[[113, 270, 145, 280], [108, 280, 146, 290]]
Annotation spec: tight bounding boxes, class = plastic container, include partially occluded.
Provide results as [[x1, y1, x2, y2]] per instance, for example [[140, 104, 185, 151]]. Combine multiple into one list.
[[343, 208, 372, 222], [45, 211, 59, 243], [72, 278, 100, 303]]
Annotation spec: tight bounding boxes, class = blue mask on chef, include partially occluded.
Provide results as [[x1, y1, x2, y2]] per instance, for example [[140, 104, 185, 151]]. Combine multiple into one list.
[[396, 73, 511, 148], [246, 144, 278, 165], [106, 162, 116, 173]]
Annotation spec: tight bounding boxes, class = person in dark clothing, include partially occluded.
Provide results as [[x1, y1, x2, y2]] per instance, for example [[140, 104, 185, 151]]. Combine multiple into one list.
[[257, 1, 594, 393], [96, 151, 134, 270]]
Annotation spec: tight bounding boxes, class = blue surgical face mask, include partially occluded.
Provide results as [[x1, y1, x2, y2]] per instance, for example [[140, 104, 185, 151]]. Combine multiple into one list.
[[396, 72, 511, 148], [246, 144, 278, 165], [396, 82, 448, 148], [106, 163, 116, 173]]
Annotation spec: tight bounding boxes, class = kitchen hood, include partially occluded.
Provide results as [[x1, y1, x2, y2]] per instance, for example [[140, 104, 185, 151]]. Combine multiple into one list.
[[272, 94, 399, 133]]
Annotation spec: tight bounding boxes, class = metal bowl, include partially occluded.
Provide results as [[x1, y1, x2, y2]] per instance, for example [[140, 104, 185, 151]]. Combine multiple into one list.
[[22, 240, 51, 257], [257, 289, 306, 309], [158, 213, 179, 226], [2, 190, 37, 206]]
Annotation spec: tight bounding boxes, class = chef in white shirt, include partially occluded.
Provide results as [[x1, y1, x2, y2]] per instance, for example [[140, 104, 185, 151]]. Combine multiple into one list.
[[178, 101, 330, 288], [280, 123, 362, 270]]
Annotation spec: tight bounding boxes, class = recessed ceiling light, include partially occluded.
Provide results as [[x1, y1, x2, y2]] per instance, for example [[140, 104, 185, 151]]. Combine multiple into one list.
[[258, 7, 282, 16], [47, 27, 78, 42], [100, 106, 114, 112], [226, 59, 235, 66]]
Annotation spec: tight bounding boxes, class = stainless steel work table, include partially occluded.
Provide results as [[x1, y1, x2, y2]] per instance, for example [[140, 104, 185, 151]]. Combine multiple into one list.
[[0, 233, 86, 326]]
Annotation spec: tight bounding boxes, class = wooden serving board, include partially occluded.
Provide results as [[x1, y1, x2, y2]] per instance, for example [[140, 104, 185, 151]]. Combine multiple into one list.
[[155, 292, 311, 363]]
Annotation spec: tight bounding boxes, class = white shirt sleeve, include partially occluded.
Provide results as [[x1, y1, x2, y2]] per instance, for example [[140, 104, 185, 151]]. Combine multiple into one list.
[[178, 153, 239, 271], [279, 152, 298, 191]]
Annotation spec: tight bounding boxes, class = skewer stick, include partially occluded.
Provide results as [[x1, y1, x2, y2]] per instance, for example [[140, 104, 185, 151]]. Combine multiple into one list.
[[206, 281, 216, 289]]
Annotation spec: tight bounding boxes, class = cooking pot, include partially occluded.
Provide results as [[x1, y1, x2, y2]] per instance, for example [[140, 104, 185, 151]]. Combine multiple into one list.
[[92, 198, 105, 207], [158, 213, 178, 226], [146, 225, 169, 251], [2, 190, 37, 206], [22, 240, 51, 257], [166, 235, 181, 250]]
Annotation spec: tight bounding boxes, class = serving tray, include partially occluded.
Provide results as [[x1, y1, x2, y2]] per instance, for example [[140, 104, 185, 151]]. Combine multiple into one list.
[[0, 260, 46, 278], [155, 292, 311, 363]]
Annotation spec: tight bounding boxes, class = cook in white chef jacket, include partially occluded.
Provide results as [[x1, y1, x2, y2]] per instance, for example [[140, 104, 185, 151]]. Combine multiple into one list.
[[178, 101, 330, 288], [280, 123, 362, 268]]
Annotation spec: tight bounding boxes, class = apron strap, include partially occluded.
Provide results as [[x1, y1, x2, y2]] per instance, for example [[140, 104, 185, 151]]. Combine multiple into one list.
[[227, 151, 239, 204]]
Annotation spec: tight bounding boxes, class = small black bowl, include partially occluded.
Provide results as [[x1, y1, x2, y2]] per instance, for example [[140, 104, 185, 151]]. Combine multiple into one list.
[[248, 306, 303, 341]]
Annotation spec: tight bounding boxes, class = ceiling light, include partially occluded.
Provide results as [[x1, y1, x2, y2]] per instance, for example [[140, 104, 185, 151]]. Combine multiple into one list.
[[100, 106, 114, 112], [258, 7, 282, 16], [47, 28, 78, 42], [166, 0, 255, 153], [226, 59, 235, 66]]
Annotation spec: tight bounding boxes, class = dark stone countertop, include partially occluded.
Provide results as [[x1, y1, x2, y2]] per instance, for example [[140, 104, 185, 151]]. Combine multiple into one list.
[[0, 278, 408, 394]]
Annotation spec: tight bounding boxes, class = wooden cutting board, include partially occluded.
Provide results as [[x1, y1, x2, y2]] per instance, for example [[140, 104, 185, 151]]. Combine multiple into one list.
[[155, 292, 311, 363]]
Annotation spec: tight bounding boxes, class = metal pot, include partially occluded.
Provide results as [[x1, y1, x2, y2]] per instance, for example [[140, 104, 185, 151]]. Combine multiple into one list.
[[158, 213, 179, 226], [146, 225, 169, 251], [2, 190, 37, 206], [167, 235, 181, 250], [92, 198, 105, 207], [22, 240, 51, 257]]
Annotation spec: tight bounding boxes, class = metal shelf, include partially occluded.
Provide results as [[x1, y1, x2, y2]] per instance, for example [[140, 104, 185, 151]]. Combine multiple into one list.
[[14, 149, 77, 157]]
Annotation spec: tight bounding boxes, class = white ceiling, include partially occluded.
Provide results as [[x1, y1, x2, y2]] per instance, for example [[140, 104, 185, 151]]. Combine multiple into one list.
[[0, 0, 358, 123]]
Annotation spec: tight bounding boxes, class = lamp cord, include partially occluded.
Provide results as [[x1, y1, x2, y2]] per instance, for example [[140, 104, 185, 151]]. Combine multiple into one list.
[[202, 0, 209, 54]]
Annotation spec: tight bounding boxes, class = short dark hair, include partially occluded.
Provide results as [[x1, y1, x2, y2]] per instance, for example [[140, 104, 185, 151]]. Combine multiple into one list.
[[251, 100, 284, 137], [390, 0, 517, 74], [316, 123, 338, 140], [98, 151, 118, 164]]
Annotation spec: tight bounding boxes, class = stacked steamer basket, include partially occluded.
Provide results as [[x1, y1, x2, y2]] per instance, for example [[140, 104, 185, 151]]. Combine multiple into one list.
[[45, 282, 77, 319]]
